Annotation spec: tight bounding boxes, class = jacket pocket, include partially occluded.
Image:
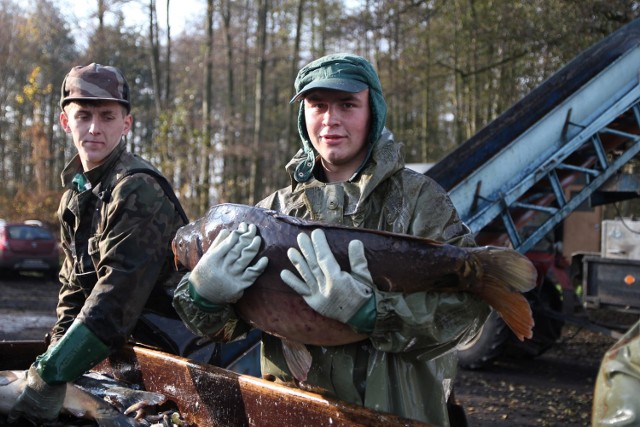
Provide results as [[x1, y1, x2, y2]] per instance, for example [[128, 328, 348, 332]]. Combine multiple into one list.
[[88, 234, 101, 257]]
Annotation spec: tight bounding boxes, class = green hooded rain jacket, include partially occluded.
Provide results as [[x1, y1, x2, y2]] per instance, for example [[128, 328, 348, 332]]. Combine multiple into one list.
[[173, 128, 490, 426]]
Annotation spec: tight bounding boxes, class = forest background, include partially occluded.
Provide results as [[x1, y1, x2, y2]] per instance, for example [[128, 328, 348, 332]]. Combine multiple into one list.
[[1, 0, 639, 225]]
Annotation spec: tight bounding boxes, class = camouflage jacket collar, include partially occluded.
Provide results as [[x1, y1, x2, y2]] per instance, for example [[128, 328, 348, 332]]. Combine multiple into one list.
[[60, 140, 127, 190]]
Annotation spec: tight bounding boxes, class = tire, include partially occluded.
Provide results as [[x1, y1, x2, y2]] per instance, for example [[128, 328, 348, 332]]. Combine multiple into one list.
[[457, 310, 511, 370]]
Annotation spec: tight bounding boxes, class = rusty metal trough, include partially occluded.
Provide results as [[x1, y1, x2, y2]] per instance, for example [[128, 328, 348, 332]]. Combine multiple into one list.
[[0, 340, 430, 426]]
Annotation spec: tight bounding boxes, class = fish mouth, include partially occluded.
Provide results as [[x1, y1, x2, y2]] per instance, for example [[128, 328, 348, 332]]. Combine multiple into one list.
[[172, 239, 181, 270]]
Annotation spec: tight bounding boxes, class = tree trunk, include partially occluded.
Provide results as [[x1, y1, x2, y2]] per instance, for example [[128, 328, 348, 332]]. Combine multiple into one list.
[[148, 0, 162, 116], [221, 0, 236, 203], [249, 0, 268, 205], [199, 0, 215, 212], [164, 0, 171, 103], [285, 0, 304, 158]]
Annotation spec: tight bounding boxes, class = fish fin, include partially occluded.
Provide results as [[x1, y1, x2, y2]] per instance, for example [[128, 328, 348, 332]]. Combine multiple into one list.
[[282, 340, 312, 382], [472, 247, 537, 341]]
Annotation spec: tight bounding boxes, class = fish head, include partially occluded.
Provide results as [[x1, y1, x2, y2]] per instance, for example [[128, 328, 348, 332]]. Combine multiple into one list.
[[172, 224, 205, 272]]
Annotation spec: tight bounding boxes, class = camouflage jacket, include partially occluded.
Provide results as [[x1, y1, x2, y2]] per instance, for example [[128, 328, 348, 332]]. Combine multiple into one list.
[[54, 140, 187, 348], [173, 129, 490, 426]]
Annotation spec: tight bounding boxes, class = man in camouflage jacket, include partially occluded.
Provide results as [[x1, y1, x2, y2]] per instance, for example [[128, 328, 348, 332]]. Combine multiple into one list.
[[9, 63, 187, 424]]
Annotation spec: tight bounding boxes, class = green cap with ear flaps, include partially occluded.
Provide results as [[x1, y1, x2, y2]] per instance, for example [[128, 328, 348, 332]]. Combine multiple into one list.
[[291, 53, 388, 183]]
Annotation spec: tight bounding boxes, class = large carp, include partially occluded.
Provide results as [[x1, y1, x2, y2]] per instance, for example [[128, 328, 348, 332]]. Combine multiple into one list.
[[172, 203, 537, 348]]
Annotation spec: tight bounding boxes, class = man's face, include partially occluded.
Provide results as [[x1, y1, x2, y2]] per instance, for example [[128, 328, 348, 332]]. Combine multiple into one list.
[[304, 88, 371, 182], [60, 101, 132, 171]]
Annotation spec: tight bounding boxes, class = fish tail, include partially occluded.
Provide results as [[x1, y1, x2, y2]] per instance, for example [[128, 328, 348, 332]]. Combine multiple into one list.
[[472, 247, 537, 341]]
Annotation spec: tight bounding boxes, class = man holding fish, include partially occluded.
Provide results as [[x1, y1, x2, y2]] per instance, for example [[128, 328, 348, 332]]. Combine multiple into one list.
[[7, 64, 189, 424], [173, 53, 492, 426]]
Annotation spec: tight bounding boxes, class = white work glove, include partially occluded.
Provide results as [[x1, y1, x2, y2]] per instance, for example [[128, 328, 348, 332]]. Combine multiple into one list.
[[190, 222, 268, 304], [281, 229, 374, 324]]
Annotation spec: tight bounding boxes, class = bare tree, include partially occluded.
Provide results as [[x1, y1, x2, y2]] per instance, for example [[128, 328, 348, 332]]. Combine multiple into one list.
[[249, 0, 268, 204], [285, 0, 304, 157], [164, 0, 171, 102], [148, 0, 162, 115], [198, 0, 215, 212]]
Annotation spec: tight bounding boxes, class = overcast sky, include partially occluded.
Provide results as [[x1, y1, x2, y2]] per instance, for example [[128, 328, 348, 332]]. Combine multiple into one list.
[[62, 0, 205, 48]]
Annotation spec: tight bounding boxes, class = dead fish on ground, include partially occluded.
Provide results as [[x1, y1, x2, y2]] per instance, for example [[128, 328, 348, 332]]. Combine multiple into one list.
[[74, 372, 167, 419], [0, 369, 139, 426], [0, 370, 170, 426], [173, 203, 537, 380]]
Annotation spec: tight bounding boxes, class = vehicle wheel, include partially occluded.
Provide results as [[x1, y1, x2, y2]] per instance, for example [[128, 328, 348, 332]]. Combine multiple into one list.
[[457, 310, 511, 370], [506, 279, 564, 358]]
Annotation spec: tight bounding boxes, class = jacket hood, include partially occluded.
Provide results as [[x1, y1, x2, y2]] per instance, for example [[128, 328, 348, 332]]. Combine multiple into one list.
[[291, 53, 388, 183]]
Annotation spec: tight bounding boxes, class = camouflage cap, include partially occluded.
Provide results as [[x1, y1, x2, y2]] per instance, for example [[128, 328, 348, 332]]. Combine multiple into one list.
[[60, 63, 130, 112]]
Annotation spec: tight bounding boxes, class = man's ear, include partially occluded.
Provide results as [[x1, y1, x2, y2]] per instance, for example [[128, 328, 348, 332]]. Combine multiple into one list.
[[123, 114, 133, 135], [59, 111, 71, 133]]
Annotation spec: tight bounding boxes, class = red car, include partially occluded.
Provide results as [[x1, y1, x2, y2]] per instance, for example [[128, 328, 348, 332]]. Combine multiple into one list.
[[0, 221, 60, 278]]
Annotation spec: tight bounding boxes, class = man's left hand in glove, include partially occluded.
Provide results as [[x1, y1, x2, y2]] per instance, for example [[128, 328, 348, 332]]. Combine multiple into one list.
[[280, 228, 375, 325]]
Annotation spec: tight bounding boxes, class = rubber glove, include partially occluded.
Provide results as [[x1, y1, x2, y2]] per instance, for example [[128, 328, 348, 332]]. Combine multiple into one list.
[[9, 320, 109, 423], [281, 228, 374, 324], [190, 222, 268, 304], [8, 364, 66, 423]]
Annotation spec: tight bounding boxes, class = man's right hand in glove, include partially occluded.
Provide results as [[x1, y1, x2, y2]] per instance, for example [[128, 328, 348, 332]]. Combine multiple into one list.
[[9, 320, 109, 424], [189, 222, 268, 304], [8, 364, 66, 423]]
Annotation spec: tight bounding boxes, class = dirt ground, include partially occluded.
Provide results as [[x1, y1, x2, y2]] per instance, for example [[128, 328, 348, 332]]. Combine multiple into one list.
[[0, 273, 59, 341], [0, 273, 628, 426], [454, 327, 613, 426]]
